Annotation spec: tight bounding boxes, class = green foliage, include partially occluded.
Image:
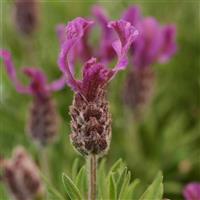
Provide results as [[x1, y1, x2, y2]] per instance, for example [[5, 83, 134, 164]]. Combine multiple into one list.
[[62, 173, 82, 200], [60, 159, 163, 200]]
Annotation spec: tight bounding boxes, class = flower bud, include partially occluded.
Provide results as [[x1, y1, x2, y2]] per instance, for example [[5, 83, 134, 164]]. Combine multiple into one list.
[[1, 147, 44, 200]]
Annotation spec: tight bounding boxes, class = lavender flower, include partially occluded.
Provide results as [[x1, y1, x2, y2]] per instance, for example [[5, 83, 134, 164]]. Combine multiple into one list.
[[183, 183, 200, 200], [58, 17, 138, 156], [0, 50, 65, 146], [131, 17, 177, 69], [13, 0, 39, 36], [122, 6, 177, 119], [0, 146, 44, 200]]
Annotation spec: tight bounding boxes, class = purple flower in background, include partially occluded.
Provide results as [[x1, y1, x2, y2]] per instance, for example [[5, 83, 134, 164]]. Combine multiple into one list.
[[122, 6, 141, 27], [58, 17, 138, 156], [133, 17, 177, 69], [117, 5, 177, 69], [0, 50, 66, 99], [121, 5, 177, 120], [183, 183, 200, 200], [0, 50, 65, 146], [14, 0, 40, 36], [91, 6, 116, 62], [0, 146, 44, 200]]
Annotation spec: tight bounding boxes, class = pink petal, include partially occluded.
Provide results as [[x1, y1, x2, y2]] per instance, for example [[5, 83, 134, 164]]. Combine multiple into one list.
[[0, 49, 30, 94], [56, 24, 66, 45], [58, 17, 94, 92], [47, 75, 66, 91], [122, 5, 141, 26], [92, 6, 115, 62], [108, 20, 139, 71], [183, 183, 200, 200], [158, 25, 177, 63], [22, 67, 48, 95]]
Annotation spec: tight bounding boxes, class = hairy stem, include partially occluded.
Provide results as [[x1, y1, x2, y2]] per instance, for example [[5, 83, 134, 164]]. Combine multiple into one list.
[[88, 154, 97, 200]]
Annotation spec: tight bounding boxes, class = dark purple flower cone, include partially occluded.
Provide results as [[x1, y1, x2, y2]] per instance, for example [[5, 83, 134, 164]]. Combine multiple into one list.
[[70, 89, 111, 156], [1, 147, 44, 200], [27, 95, 60, 147], [123, 68, 155, 120], [14, 0, 39, 36]]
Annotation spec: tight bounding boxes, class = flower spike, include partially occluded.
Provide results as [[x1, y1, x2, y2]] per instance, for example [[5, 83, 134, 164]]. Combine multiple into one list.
[[58, 17, 138, 157]]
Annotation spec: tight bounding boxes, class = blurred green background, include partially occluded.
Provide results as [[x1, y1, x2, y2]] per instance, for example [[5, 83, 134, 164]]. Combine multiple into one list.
[[0, 0, 199, 199]]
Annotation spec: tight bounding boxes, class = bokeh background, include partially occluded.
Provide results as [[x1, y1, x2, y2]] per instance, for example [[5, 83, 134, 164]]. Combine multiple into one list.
[[0, 0, 199, 199]]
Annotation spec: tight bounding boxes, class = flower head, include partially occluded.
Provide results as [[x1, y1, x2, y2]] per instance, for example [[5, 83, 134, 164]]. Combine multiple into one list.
[[58, 17, 138, 101], [0, 146, 44, 200], [0, 50, 64, 146], [0, 49, 66, 100], [58, 17, 138, 156], [183, 183, 200, 200]]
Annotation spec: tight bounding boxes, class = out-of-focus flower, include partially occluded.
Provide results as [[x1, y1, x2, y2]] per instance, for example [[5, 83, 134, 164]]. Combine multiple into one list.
[[132, 17, 177, 69], [122, 6, 177, 119], [123, 67, 155, 119], [91, 6, 116, 62], [0, 146, 44, 200], [183, 183, 200, 200], [13, 0, 40, 36], [0, 50, 65, 146], [58, 17, 138, 156]]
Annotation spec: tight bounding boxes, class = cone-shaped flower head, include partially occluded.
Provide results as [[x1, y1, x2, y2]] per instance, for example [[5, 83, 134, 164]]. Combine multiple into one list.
[[0, 50, 65, 146], [183, 183, 200, 200], [0, 146, 44, 200], [14, 0, 39, 36], [58, 17, 138, 156]]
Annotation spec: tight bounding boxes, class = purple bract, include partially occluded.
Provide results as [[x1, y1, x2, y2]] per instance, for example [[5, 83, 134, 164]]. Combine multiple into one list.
[[0, 50, 66, 100], [58, 17, 138, 101]]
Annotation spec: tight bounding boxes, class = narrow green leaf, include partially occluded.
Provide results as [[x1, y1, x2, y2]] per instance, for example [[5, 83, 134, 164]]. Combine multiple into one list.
[[75, 166, 87, 197], [118, 170, 131, 199], [109, 158, 123, 174], [62, 173, 82, 200], [116, 167, 127, 198], [98, 159, 107, 199], [41, 174, 65, 200], [139, 171, 163, 200], [109, 173, 117, 200], [72, 158, 80, 181], [124, 179, 140, 199]]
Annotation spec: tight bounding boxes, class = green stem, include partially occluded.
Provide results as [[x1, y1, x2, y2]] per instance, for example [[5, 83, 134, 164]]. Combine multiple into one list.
[[88, 154, 97, 200], [39, 147, 51, 184]]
